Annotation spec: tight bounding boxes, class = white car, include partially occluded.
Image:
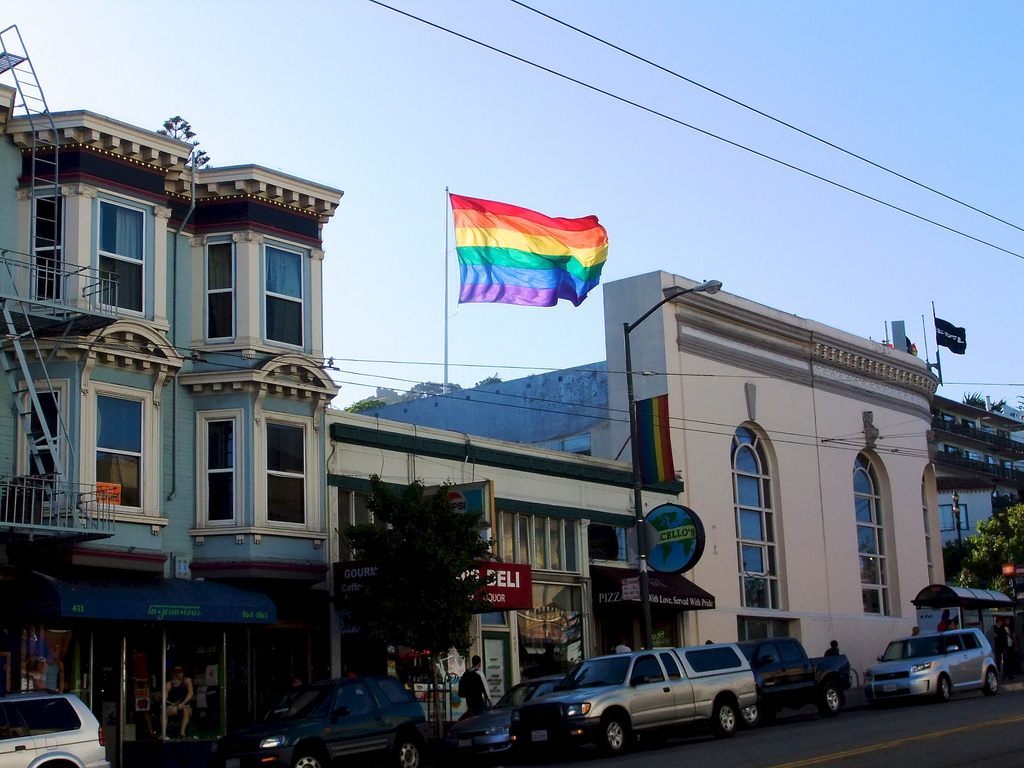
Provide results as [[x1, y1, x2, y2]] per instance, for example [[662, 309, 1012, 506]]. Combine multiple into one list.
[[0, 692, 109, 768], [864, 628, 998, 704]]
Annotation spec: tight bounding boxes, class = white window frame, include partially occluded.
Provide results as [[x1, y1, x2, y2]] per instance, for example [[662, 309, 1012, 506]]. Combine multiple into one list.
[[732, 426, 781, 610], [854, 454, 889, 615], [922, 480, 934, 584], [496, 510, 579, 573], [254, 412, 319, 532], [263, 243, 304, 348], [32, 191, 64, 302], [196, 410, 243, 527], [16, 381, 68, 476], [98, 198, 147, 315], [205, 241, 235, 342], [83, 382, 159, 518]]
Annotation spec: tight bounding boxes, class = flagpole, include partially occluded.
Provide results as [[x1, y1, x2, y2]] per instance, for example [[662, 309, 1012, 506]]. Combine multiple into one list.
[[931, 301, 943, 385], [444, 186, 450, 395], [920, 314, 931, 364]]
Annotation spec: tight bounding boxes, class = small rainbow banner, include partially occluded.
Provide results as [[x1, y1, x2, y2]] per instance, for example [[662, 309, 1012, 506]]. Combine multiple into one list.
[[636, 394, 675, 484], [450, 193, 608, 307]]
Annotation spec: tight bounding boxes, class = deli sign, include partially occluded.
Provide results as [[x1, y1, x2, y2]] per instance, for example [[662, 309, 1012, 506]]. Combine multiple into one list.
[[334, 560, 533, 612], [478, 562, 533, 611]]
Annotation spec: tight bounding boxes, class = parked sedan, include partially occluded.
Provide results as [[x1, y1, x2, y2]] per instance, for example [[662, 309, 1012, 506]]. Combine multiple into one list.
[[445, 674, 563, 758], [864, 628, 998, 704], [212, 676, 429, 768]]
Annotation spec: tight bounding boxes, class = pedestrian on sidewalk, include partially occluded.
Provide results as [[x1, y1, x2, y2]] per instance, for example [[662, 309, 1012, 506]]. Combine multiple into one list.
[[824, 640, 840, 657], [992, 617, 1010, 680], [457, 655, 491, 717]]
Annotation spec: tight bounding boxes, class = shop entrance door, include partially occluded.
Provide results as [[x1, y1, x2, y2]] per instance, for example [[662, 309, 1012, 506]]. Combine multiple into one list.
[[92, 629, 123, 768], [481, 632, 510, 702]]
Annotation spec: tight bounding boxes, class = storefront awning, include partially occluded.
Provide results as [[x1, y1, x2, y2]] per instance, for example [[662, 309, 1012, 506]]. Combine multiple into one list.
[[30, 572, 277, 624], [591, 564, 715, 610], [912, 583, 1015, 610]]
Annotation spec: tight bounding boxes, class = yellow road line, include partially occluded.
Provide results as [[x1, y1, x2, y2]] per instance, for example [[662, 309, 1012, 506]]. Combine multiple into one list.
[[766, 712, 1024, 768]]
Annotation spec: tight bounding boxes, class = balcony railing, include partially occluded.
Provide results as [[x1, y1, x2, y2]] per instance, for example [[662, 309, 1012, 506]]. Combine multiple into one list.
[[932, 416, 1024, 455], [0, 250, 118, 333], [933, 452, 1024, 485], [0, 475, 115, 539]]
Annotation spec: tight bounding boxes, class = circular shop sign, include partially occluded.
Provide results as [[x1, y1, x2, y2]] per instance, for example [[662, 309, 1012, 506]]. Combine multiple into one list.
[[643, 503, 706, 574]]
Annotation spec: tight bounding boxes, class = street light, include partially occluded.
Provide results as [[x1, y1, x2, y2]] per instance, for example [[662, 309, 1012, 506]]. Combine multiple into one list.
[[624, 279, 722, 650]]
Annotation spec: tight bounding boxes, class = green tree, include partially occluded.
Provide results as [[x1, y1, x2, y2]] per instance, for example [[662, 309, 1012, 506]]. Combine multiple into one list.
[[158, 115, 210, 168], [345, 397, 388, 414], [962, 391, 986, 409], [400, 382, 462, 401], [339, 477, 492, 652], [475, 375, 502, 388], [953, 503, 1024, 592]]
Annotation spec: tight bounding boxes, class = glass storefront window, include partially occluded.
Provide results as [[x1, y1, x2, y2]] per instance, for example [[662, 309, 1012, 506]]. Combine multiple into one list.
[[516, 583, 583, 680], [19, 625, 83, 696]]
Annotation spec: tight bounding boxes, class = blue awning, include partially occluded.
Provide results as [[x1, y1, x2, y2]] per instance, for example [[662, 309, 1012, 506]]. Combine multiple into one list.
[[31, 572, 277, 624]]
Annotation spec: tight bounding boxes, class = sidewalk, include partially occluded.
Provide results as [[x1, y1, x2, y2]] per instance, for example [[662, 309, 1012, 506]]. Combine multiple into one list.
[[844, 678, 1024, 709]]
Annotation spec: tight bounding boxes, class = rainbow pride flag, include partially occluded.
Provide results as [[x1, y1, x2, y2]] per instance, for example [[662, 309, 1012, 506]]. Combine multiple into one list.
[[450, 193, 608, 307], [636, 394, 675, 484]]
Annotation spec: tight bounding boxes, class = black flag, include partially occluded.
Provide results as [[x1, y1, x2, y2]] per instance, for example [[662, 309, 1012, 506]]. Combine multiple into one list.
[[935, 317, 967, 355]]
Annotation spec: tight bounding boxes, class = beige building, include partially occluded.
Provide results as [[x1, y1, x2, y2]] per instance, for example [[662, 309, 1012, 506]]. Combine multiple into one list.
[[599, 271, 942, 675]]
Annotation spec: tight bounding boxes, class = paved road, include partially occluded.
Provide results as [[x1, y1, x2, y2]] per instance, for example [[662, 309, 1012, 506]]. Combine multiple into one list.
[[499, 686, 1024, 768]]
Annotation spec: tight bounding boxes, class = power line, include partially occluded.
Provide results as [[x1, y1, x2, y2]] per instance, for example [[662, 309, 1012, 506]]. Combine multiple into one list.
[[509, 0, 1024, 239], [331, 375, 933, 459], [366, 1, 1024, 262]]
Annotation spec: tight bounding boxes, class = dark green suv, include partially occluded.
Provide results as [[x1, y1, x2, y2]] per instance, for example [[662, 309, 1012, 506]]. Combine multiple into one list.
[[213, 676, 429, 768]]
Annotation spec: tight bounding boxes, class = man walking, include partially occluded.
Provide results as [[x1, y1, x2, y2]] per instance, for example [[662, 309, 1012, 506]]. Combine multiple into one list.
[[457, 655, 491, 716], [993, 617, 1010, 679]]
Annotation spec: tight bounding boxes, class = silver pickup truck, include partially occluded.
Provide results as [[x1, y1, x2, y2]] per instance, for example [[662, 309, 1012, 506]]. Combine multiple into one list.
[[510, 644, 757, 755]]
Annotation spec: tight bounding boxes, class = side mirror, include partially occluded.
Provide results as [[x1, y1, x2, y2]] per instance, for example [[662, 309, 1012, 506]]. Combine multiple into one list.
[[331, 706, 351, 721], [877, 655, 883, 662]]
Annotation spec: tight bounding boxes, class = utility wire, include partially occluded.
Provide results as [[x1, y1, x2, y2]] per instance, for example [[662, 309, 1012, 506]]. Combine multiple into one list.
[[335, 366, 931, 446], [510, 0, 1024, 238], [332, 375, 933, 458], [365, 0, 1024, 262]]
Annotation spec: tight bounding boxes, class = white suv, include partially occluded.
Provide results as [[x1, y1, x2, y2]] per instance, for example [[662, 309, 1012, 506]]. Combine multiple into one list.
[[864, 628, 998, 704], [0, 692, 109, 768]]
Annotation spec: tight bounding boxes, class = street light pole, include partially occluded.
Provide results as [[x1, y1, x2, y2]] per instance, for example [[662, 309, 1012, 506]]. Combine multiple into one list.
[[624, 279, 721, 650]]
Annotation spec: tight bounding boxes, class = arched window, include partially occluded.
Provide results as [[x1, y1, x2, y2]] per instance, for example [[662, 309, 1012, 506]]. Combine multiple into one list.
[[855, 454, 888, 614], [733, 426, 779, 609], [922, 478, 934, 584]]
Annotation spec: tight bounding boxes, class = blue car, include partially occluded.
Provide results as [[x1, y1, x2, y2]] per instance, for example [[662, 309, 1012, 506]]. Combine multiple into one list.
[[213, 676, 429, 768], [446, 674, 563, 758]]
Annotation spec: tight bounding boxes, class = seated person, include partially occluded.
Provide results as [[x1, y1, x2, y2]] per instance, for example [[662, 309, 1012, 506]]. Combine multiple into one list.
[[164, 666, 193, 737]]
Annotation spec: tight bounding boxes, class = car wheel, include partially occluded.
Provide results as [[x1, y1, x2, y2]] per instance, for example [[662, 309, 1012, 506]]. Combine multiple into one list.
[[817, 680, 842, 717], [740, 701, 760, 729], [936, 674, 952, 702], [983, 667, 999, 696], [711, 697, 738, 738], [600, 712, 631, 755], [292, 750, 327, 768], [393, 732, 423, 768]]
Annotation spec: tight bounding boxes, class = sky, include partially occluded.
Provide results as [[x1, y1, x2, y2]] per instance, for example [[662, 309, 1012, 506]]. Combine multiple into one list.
[[6, 1, 1023, 412]]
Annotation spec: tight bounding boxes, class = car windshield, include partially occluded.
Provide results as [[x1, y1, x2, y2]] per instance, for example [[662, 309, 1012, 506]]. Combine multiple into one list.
[[882, 636, 943, 661], [495, 678, 561, 709], [264, 686, 333, 720], [559, 657, 630, 690]]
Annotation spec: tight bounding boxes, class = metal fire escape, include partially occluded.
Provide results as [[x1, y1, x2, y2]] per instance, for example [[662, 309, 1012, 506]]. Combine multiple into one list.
[[0, 25, 118, 540]]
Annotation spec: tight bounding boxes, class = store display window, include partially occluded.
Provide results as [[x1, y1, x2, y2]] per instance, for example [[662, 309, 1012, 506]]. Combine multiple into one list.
[[516, 583, 582, 680]]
